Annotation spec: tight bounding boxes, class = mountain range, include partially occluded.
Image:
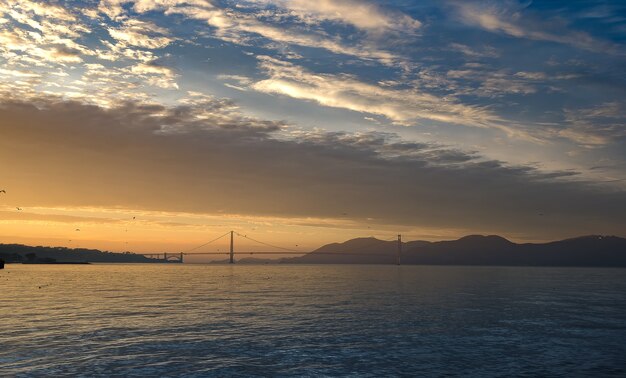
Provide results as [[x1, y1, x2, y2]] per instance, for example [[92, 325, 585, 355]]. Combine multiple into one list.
[[281, 235, 626, 267]]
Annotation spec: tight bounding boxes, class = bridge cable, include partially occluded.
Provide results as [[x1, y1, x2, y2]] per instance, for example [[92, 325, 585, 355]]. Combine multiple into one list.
[[234, 232, 300, 252], [182, 231, 231, 254], [235, 232, 397, 254], [237, 236, 400, 257]]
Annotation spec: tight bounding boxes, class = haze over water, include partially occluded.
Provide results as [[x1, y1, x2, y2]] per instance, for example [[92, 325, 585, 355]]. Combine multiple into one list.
[[2, 264, 625, 376]]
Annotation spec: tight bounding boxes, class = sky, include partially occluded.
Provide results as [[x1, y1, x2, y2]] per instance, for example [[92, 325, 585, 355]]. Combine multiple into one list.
[[0, 0, 625, 256]]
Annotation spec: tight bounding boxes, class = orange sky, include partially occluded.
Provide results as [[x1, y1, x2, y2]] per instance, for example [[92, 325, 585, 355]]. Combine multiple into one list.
[[0, 204, 483, 255]]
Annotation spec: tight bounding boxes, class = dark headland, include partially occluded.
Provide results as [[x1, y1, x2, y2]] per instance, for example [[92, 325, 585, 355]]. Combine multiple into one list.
[[0, 244, 165, 264]]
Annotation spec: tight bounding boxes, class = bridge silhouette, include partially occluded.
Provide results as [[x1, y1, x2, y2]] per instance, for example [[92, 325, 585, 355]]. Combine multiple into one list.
[[139, 231, 403, 264]]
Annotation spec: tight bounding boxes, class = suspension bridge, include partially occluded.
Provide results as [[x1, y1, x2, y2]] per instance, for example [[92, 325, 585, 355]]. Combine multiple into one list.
[[139, 231, 403, 265]]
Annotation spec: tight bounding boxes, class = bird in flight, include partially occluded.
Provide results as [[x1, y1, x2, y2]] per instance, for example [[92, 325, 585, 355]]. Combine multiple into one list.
[[75, 228, 81, 232], [16, 207, 22, 211], [0, 189, 6, 194]]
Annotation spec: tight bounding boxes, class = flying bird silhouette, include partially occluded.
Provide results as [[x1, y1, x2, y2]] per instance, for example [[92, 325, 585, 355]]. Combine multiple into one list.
[[0, 190, 6, 194], [75, 229, 80, 231], [16, 207, 22, 211]]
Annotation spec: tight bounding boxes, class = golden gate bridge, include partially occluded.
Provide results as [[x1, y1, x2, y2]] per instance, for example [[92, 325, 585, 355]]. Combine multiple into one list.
[[139, 231, 403, 264]]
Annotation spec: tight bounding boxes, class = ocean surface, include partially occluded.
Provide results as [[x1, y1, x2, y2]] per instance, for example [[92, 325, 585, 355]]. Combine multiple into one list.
[[1, 264, 626, 377]]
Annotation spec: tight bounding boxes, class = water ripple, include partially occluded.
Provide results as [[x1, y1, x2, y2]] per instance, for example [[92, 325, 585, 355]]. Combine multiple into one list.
[[1, 264, 626, 376]]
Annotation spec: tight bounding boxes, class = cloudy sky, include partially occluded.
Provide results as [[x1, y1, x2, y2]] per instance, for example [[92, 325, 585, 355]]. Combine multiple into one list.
[[0, 0, 625, 255]]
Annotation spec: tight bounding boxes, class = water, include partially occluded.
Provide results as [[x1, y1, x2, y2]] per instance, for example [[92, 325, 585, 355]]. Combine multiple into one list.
[[1, 264, 626, 377]]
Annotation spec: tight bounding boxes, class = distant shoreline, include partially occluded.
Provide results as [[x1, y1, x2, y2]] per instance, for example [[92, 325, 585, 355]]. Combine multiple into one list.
[[2, 234, 626, 267], [0, 244, 169, 264], [21, 261, 91, 265]]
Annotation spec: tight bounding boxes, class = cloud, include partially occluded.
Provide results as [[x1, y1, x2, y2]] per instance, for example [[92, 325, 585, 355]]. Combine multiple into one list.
[[172, 4, 399, 63], [447, 69, 539, 97], [453, 1, 623, 55], [250, 56, 524, 135], [1, 94, 624, 239], [449, 43, 499, 58], [1, 0, 624, 226], [218, 74, 253, 85], [99, 0, 402, 65], [559, 102, 626, 147], [0, 210, 121, 224], [0, 1, 92, 65], [0, 68, 41, 79], [244, 0, 421, 34], [107, 19, 175, 49], [514, 71, 548, 80], [0, 0, 181, 106], [129, 61, 179, 89], [131, 62, 174, 77], [44, 45, 83, 62]]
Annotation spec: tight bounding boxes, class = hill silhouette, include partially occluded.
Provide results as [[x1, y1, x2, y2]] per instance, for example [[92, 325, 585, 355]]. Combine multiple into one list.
[[0, 244, 164, 263], [283, 235, 626, 266]]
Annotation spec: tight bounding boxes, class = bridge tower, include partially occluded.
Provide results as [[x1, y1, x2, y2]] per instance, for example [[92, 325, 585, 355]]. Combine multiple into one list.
[[397, 234, 402, 265], [229, 230, 234, 264]]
